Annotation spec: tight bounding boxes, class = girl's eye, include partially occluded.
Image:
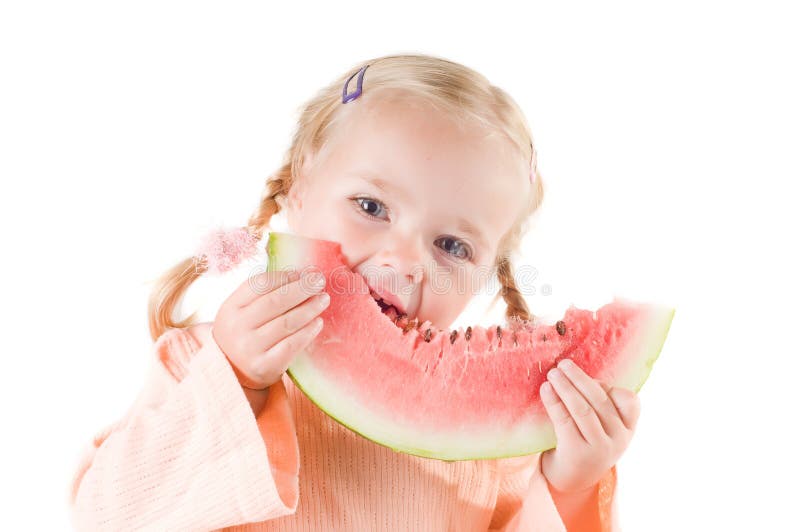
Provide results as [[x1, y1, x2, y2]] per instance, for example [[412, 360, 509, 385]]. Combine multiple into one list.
[[435, 236, 473, 261], [353, 197, 389, 220]]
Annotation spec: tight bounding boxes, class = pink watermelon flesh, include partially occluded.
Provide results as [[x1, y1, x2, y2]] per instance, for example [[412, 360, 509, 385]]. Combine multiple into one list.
[[267, 232, 674, 461]]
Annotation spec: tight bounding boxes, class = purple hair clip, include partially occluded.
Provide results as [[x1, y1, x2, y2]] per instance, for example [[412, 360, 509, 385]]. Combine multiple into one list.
[[342, 65, 369, 104]]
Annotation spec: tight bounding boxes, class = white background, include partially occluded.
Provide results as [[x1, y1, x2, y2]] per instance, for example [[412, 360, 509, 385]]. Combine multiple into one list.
[[1, 1, 798, 530]]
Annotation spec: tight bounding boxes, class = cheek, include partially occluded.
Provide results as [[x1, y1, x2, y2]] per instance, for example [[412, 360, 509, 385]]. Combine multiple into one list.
[[329, 204, 376, 258], [288, 194, 378, 268], [422, 271, 476, 328], [288, 191, 355, 241]]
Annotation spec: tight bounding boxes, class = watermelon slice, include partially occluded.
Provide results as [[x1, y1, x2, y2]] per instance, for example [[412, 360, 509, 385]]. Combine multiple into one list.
[[267, 232, 674, 461]]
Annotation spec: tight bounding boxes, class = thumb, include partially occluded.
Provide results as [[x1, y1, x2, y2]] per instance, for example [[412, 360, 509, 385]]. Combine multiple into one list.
[[608, 387, 641, 431]]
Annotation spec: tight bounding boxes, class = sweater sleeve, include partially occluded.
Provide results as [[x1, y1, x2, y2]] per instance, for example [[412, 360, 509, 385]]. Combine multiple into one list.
[[487, 454, 619, 532], [67, 322, 300, 531]]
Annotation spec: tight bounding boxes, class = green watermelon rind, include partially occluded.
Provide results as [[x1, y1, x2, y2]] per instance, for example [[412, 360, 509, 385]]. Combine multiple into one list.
[[613, 300, 675, 394], [283, 349, 559, 461], [268, 232, 675, 461]]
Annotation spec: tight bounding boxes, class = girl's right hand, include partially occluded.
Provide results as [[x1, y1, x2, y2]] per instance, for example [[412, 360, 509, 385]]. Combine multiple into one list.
[[212, 269, 329, 390]]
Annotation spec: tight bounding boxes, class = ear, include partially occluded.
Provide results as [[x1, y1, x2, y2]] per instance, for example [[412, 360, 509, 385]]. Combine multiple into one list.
[[284, 148, 316, 212], [282, 183, 302, 230], [281, 187, 306, 226], [284, 179, 303, 211]]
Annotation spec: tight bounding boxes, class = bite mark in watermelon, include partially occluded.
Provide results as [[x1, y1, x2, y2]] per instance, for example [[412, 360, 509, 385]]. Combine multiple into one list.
[[267, 232, 674, 461]]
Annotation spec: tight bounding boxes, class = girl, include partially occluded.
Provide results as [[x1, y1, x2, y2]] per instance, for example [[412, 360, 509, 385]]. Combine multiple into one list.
[[69, 54, 639, 531]]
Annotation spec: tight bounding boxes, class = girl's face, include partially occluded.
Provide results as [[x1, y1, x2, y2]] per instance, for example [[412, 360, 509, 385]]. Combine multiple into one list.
[[284, 94, 530, 329]]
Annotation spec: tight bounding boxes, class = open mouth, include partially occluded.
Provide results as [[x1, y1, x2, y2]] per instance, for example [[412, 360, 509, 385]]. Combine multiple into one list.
[[369, 290, 406, 325]]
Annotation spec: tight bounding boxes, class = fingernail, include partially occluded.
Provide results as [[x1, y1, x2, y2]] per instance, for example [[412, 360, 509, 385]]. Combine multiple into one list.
[[540, 381, 553, 397], [313, 317, 324, 334], [547, 368, 560, 381], [318, 292, 330, 307], [306, 272, 325, 289], [558, 358, 573, 370]]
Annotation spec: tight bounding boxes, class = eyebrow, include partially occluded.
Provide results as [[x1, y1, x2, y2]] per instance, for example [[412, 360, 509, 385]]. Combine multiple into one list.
[[359, 175, 406, 197]]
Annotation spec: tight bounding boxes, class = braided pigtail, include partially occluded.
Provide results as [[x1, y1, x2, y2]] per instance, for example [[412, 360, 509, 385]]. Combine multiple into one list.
[[146, 168, 292, 342], [496, 256, 532, 323]]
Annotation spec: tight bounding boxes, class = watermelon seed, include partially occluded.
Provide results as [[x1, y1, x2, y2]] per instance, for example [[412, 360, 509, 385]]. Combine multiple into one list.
[[556, 320, 566, 336], [512, 331, 518, 346], [423, 328, 432, 342], [465, 326, 472, 341], [541, 334, 547, 342], [496, 326, 502, 343], [449, 330, 458, 344]]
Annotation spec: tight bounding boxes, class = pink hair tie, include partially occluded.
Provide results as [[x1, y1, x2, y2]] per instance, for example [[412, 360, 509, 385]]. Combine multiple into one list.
[[194, 226, 260, 275]]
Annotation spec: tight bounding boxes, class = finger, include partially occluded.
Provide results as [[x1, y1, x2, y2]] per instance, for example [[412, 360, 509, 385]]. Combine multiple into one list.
[[256, 291, 330, 348], [231, 268, 301, 308], [608, 387, 641, 431], [540, 381, 586, 444], [556, 359, 627, 438], [547, 367, 607, 443], [244, 270, 326, 328], [255, 316, 324, 383]]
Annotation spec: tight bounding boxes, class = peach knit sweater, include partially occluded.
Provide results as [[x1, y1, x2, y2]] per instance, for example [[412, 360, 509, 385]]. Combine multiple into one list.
[[68, 322, 619, 531]]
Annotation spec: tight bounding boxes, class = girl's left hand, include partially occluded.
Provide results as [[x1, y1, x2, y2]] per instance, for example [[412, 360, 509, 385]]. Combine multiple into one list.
[[539, 358, 641, 494]]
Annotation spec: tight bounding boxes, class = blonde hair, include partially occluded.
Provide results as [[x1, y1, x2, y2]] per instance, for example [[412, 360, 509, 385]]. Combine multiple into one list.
[[147, 53, 545, 342]]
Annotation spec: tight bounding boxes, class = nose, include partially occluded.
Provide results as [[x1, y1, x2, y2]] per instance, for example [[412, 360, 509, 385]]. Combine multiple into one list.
[[375, 230, 426, 285]]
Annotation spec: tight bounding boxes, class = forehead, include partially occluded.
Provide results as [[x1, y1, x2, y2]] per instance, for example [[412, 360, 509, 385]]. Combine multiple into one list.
[[320, 94, 529, 247], [329, 93, 519, 173]]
